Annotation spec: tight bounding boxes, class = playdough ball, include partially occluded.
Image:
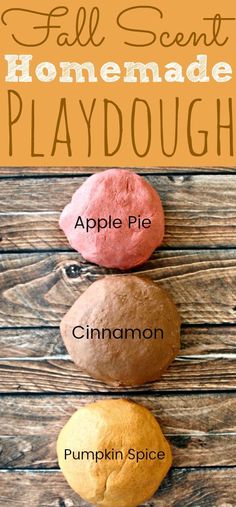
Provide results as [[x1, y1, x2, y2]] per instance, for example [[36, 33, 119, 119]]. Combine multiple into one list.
[[59, 169, 164, 269], [60, 275, 180, 386], [57, 399, 172, 507]]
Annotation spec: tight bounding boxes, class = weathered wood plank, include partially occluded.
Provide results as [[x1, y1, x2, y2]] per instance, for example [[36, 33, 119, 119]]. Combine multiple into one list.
[[1, 175, 236, 212], [0, 166, 235, 176], [1, 175, 236, 250], [0, 469, 235, 507], [1, 326, 235, 393], [3, 394, 235, 436], [0, 251, 235, 327], [2, 210, 235, 250], [1, 326, 235, 358], [0, 328, 65, 358], [0, 357, 236, 393], [0, 394, 235, 468], [2, 433, 234, 469]]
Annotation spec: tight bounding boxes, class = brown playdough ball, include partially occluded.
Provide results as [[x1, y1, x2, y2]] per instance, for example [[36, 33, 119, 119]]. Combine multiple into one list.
[[60, 275, 180, 386], [57, 399, 172, 507]]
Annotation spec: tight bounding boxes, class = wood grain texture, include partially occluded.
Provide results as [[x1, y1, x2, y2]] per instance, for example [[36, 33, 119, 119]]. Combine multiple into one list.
[[0, 175, 235, 212], [0, 166, 235, 176], [1, 175, 236, 250], [0, 250, 235, 327], [0, 167, 235, 504], [0, 469, 235, 507], [1, 326, 235, 358], [0, 394, 235, 468], [0, 356, 235, 393], [1, 326, 235, 393]]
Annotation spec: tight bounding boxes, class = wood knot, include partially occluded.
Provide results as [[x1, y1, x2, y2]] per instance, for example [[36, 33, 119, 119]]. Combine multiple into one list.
[[170, 435, 191, 449], [65, 264, 81, 279]]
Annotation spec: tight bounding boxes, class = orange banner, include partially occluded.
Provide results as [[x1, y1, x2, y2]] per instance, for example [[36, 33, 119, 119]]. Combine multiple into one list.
[[0, 0, 235, 167]]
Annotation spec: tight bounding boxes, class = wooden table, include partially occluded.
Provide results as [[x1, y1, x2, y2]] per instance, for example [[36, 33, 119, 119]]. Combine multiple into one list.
[[0, 165, 236, 506]]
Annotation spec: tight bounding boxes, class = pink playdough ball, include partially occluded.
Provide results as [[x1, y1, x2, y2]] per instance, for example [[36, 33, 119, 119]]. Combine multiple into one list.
[[59, 169, 165, 270]]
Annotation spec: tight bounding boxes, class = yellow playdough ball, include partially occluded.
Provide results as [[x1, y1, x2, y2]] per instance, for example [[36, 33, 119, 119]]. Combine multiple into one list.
[[57, 399, 172, 507]]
